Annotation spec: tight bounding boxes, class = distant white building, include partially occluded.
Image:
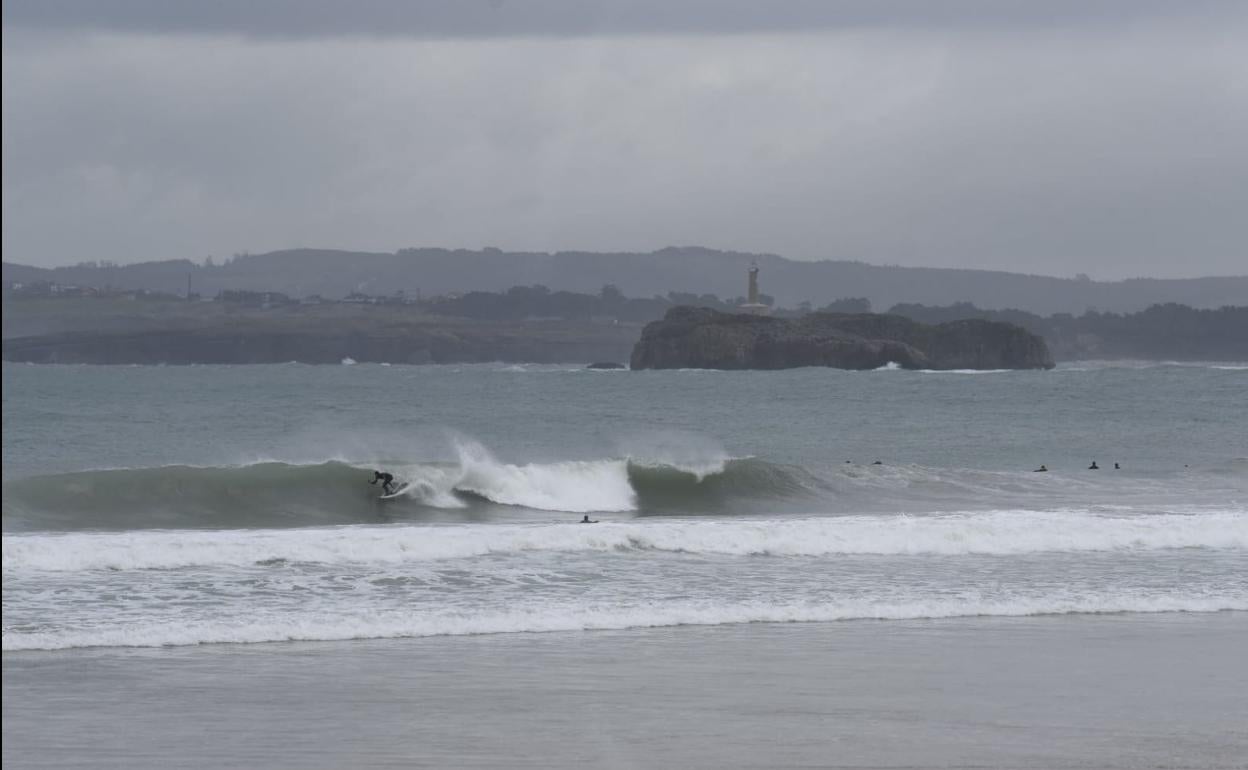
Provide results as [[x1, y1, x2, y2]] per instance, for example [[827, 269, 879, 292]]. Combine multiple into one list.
[[739, 262, 770, 315]]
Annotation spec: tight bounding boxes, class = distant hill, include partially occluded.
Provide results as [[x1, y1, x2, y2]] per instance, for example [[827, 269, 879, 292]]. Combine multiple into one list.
[[3, 289, 1243, 364], [5, 246, 1246, 315]]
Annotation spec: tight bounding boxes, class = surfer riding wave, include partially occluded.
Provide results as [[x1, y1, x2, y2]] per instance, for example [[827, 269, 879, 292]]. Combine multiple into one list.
[[370, 471, 397, 496]]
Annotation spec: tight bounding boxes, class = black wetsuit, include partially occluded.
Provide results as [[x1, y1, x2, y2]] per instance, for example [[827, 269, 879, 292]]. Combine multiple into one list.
[[371, 472, 396, 495]]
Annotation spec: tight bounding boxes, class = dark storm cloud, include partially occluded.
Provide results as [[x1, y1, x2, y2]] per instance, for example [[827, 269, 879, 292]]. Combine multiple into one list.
[[1, 0, 1231, 39]]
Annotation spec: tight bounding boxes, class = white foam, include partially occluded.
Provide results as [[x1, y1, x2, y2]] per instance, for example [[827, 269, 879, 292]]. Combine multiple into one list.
[[452, 440, 636, 512], [6, 592, 1243, 651], [7, 511, 1245, 573], [868, 364, 1013, 374], [389, 465, 466, 508]]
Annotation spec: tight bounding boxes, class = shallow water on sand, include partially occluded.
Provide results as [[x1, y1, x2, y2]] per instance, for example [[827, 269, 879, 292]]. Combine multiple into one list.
[[5, 614, 1247, 769]]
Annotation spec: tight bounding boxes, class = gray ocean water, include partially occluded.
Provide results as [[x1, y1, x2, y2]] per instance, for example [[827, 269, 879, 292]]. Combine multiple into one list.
[[3, 361, 1247, 768]]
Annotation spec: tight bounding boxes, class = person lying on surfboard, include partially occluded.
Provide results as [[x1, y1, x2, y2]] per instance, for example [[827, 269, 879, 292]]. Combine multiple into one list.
[[369, 470, 396, 496]]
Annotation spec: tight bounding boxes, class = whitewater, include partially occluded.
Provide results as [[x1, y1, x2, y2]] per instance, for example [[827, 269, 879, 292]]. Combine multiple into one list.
[[6, 510, 1247, 572], [4, 361, 1247, 654], [6, 493, 1247, 651], [7, 501, 1246, 650]]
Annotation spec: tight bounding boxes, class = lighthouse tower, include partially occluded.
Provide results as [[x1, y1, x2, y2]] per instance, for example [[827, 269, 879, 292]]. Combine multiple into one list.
[[739, 261, 770, 315]]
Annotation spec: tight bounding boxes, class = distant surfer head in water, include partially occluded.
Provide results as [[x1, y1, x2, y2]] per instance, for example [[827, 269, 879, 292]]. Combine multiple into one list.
[[1088, 461, 1099, 470], [1035, 465, 1048, 472], [581, 515, 598, 524], [370, 471, 396, 495]]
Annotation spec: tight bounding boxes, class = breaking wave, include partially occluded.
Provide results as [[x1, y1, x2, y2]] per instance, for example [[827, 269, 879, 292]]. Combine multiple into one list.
[[6, 511, 1245, 572], [6, 592, 1244, 651], [1, 444, 820, 530], [6, 446, 1246, 532]]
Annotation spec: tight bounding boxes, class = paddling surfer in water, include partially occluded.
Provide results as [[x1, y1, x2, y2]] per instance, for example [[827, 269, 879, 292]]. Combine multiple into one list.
[[370, 471, 397, 496]]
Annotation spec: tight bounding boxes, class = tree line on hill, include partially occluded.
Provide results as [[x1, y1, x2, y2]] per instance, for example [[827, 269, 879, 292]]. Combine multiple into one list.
[[423, 284, 1245, 360], [4, 271, 1244, 361], [424, 284, 881, 323], [6, 245, 1247, 315], [887, 301, 1247, 361]]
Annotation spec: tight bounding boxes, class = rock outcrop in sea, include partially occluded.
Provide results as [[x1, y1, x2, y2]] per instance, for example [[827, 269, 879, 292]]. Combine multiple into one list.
[[629, 306, 1055, 370]]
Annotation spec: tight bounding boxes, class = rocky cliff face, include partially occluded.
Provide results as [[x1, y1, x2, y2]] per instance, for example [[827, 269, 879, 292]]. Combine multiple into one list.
[[629, 307, 1054, 370]]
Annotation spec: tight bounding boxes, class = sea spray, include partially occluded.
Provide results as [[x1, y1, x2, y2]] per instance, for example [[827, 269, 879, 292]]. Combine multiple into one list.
[[453, 439, 636, 512]]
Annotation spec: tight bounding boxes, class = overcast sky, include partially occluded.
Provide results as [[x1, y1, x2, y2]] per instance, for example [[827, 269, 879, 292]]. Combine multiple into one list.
[[3, 1, 1246, 278]]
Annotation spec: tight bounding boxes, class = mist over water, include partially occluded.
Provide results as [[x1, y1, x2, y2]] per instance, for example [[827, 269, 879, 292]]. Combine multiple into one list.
[[2, 362, 1246, 651]]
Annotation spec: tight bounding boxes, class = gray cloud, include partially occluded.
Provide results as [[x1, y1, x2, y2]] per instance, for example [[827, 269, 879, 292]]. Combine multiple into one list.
[[3, 2, 1247, 278], [4, 1, 1234, 39]]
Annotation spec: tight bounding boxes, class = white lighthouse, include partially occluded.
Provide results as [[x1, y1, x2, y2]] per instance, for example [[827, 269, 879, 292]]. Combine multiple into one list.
[[739, 261, 771, 315]]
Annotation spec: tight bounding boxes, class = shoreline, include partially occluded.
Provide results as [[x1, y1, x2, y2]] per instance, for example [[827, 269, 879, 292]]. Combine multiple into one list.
[[6, 613, 1246, 768]]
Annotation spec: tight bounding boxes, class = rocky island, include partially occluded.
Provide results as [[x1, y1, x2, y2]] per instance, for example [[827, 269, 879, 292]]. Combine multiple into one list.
[[630, 306, 1054, 370]]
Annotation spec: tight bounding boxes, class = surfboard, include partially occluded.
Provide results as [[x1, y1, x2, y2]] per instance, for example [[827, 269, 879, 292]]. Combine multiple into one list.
[[379, 485, 410, 500]]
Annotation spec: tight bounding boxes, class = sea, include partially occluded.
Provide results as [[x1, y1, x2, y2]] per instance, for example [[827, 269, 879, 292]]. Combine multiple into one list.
[[3, 360, 1247, 768]]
